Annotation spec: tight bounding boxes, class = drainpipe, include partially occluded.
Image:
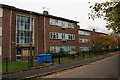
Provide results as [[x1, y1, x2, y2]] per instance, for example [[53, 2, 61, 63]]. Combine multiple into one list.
[[44, 16, 46, 53], [37, 16, 39, 54], [9, 9, 12, 61]]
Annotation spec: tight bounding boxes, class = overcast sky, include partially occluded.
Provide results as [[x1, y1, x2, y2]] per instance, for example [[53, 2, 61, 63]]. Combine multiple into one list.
[[0, 0, 112, 33]]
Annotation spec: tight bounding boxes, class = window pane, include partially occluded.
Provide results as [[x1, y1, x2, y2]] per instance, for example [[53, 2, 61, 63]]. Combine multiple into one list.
[[58, 33, 62, 39]]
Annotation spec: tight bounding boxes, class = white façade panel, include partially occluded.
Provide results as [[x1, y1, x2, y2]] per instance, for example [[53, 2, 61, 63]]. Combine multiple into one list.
[[0, 8, 3, 17]]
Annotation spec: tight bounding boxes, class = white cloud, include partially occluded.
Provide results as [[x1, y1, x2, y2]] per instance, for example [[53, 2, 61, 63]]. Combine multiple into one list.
[[0, 0, 111, 33]]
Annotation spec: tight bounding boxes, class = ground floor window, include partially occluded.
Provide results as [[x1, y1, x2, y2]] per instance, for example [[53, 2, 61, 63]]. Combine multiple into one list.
[[50, 46, 75, 53], [80, 47, 90, 51]]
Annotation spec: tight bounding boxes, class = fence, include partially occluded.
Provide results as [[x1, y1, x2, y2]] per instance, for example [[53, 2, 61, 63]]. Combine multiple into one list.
[[2, 49, 120, 73], [51, 49, 120, 64], [2, 56, 39, 73]]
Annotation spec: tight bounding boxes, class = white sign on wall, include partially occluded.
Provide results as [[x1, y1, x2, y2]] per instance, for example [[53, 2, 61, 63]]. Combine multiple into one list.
[[0, 8, 3, 17]]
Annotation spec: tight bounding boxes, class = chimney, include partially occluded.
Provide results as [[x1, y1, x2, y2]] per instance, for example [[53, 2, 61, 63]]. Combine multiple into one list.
[[78, 25, 80, 29], [93, 29, 95, 32], [43, 11, 49, 15]]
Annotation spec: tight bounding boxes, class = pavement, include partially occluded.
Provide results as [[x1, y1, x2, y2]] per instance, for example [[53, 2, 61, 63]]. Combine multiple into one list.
[[2, 52, 119, 80]]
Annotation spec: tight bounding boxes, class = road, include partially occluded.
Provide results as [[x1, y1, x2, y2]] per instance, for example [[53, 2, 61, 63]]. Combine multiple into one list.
[[44, 53, 119, 78]]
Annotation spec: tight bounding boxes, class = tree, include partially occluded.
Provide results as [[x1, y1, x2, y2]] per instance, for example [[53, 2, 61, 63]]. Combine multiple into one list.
[[111, 32, 120, 49], [101, 35, 118, 49], [89, 0, 120, 34], [90, 33, 118, 51]]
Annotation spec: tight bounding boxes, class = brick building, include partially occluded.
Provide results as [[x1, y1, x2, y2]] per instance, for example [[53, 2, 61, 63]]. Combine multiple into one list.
[[0, 4, 79, 61], [78, 29, 92, 51], [44, 11, 79, 53], [78, 28, 107, 51], [0, 4, 109, 61]]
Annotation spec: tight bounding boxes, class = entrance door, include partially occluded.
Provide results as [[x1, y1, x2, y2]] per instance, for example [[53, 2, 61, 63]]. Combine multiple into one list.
[[16, 47, 34, 60], [22, 48, 29, 57]]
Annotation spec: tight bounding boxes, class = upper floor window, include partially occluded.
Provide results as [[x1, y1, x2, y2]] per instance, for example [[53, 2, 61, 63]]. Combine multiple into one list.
[[50, 18, 74, 28], [79, 38, 89, 43], [50, 32, 75, 40], [78, 30, 90, 36], [16, 15, 34, 44]]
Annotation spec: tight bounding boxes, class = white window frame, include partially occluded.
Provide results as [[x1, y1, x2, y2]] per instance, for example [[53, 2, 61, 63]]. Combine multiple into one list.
[[58, 20, 62, 26], [79, 38, 89, 43], [78, 30, 90, 36], [50, 46, 76, 53], [50, 32, 75, 40], [50, 18, 74, 29]]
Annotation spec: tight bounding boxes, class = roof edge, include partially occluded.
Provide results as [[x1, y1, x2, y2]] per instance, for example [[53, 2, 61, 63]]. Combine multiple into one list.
[[1, 4, 79, 23]]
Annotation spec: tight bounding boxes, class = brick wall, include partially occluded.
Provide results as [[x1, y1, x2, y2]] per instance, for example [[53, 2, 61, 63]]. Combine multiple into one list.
[[2, 8, 11, 60]]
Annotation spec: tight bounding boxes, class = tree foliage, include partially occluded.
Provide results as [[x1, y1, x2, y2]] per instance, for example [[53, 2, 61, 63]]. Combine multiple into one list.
[[90, 33, 118, 51], [89, 0, 120, 33], [111, 32, 120, 48]]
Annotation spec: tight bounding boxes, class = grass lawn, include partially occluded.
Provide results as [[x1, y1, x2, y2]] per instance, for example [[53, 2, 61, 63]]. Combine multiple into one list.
[[2, 60, 39, 72], [52, 53, 97, 64]]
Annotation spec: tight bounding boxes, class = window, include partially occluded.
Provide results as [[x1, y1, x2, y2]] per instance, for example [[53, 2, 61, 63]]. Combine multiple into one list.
[[61, 21, 66, 28], [50, 46, 76, 53], [78, 30, 90, 36], [50, 18, 58, 26], [0, 27, 2, 36], [68, 34, 75, 40], [50, 18, 55, 25], [58, 20, 62, 26], [50, 18, 74, 28], [50, 32, 58, 39], [50, 32, 75, 40], [79, 38, 89, 43], [62, 33, 65, 39], [16, 15, 34, 44], [80, 47, 90, 51], [68, 23, 74, 28], [64, 21, 68, 28], [73, 35, 75, 40], [58, 33, 62, 39], [0, 8, 3, 17]]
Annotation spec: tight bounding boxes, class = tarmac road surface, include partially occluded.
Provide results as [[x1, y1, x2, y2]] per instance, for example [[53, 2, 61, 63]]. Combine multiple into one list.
[[44, 53, 119, 78]]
